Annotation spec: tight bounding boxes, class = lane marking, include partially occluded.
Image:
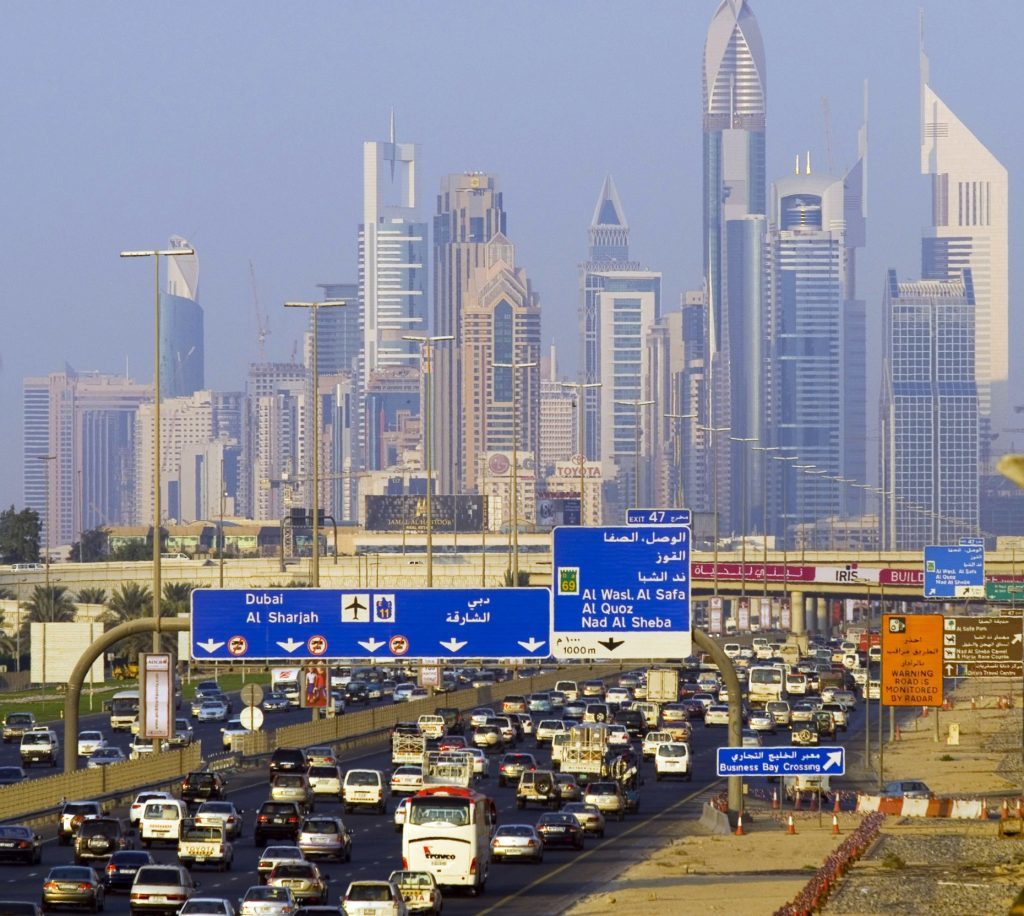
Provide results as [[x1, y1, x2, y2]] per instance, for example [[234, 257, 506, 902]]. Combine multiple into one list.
[[478, 779, 723, 914]]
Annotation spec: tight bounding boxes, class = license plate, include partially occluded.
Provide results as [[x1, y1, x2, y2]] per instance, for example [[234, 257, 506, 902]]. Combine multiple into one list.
[[273, 816, 285, 823], [0, 842, 14, 848]]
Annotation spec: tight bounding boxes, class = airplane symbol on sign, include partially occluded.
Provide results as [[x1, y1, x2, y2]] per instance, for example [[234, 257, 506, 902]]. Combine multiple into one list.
[[341, 594, 369, 622]]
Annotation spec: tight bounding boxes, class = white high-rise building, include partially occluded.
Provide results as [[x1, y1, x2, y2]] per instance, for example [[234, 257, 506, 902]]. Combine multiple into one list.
[[920, 39, 1008, 439]]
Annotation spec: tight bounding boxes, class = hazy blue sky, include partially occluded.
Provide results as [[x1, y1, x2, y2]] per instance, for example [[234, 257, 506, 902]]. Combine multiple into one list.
[[2, 1, 1020, 513]]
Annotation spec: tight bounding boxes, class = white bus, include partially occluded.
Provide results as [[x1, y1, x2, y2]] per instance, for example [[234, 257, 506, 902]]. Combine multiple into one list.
[[108, 690, 140, 731], [747, 666, 786, 706], [402, 786, 497, 896]]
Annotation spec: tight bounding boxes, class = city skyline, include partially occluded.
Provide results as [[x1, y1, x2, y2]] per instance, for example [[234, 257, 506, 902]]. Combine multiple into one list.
[[2, 1, 1021, 518]]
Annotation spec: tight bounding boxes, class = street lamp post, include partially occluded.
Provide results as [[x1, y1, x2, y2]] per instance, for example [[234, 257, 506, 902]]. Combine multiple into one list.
[[561, 381, 602, 525], [665, 413, 697, 508], [404, 334, 454, 587], [495, 359, 538, 584], [285, 299, 347, 587], [33, 454, 57, 616], [120, 245, 195, 651], [218, 456, 226, 588], [615, 399, 655, 509]]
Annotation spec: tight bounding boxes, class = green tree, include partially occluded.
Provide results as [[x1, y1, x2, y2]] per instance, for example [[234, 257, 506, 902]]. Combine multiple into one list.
[[20, 585, 76, 623], [0, 506, 41, 564], [103, 582, 153, 626], [75, 587, 108, 605], [110, 541, 150, 561], [162, 582, 200, 618], [70, 528, 108, 562]]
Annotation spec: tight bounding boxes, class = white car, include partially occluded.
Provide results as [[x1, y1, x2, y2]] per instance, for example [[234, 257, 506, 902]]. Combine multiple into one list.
[[604, 687, 632, 707], [239, 885, 295, 916], [393, 797, 410, 833], [821, 702, 849, 731], [469, 707, 495, 728], [308, 764, 343, 799], [221, 718, 251, 750], [129, 791, 174, 828], [535, 720, 566, 747], [741, 728, 763, 748], [129, 736, 169, 759], [642, 730, 674, 759], [704, 704, 730, 727], [605, 725, 630, 749], [195, 801, 244, 839], [343, 880, 409, 916], [393, 683, 416, 702], [747, 710, 776, 733], [256, 846, 306, 884], [654, 742, 691, 781], [390, 766, 424, 796], [765, 701, 791, 726], [179, 899, 237, 916], [77, 731, 107, 758], [458, 748, 491, 779]]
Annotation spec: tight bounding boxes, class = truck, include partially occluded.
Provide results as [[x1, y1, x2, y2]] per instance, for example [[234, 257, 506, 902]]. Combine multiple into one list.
[[645, 668, 679, 704], [392, 733, 427, 766], [560, 724, 609, 780], [422, 751, 474, 789]]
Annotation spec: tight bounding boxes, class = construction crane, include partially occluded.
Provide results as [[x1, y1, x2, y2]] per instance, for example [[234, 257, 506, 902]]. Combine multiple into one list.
[[250, 260, 271, 361], [821, 96, 835, 175]]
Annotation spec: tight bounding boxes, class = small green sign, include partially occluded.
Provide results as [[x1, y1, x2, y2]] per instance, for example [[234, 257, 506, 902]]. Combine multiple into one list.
[[985, 582, 1024, 601]]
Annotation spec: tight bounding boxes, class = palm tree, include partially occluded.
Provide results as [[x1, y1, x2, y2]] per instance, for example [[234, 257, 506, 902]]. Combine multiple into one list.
[[21, 585, 76, 623], [162, 582, 198, 617], [75, 587, 108, 605], [103, 582, 153, 661], [0, 587, 14, 601]]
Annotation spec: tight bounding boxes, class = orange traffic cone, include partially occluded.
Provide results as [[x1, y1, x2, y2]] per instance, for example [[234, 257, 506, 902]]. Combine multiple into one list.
[[794, 790, 801, 810], [735, 813, 745, 836], [786, 814, 796, 835], [832, 814, 841, 835], [833, 793, 841, 814]]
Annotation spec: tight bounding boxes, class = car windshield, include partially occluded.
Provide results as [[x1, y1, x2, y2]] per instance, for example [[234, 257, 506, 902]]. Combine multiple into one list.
[[247, 887, 290, 901], [347, 772, 378, 786], [303, 820, 338, 834], [135, 867, 183, 885], [49, 867, 93, 880], [274, 863, 314, 878], [144, 804, 180, 819], [347, 884, 393, 902], [0, 827, 28, 838], [496, 826, 533, 837]]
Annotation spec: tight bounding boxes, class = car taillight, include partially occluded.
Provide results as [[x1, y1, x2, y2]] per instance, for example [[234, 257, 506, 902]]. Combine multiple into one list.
[[288, 816, 298, 823], [402, 856, 408, 869], [44, 882, 58, 891], [470, 856, 477, 874], [106, 864, 116, 873]]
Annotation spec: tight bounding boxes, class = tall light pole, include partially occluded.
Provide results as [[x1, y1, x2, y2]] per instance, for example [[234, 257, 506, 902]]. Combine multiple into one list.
[[495, 359, 537, 584], [34, 454, 57, 612], [615, 399, 655, 509], [218, 456, 226, 588], [285, 299, 346, 587], [698, 425, 730, 595], [120, 245, 195, 651], [730, 436, 757, 595], [404, 334, 454, 587], [561, 381, 602, 525], [772, 454, 799, 596], [753, 446, 779, 600], [665, 412, 697, 508]]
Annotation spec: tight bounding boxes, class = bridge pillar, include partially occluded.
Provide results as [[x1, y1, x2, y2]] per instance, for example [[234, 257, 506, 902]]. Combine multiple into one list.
[[816, 596, 829, 637], [789, 590, 806, 636]]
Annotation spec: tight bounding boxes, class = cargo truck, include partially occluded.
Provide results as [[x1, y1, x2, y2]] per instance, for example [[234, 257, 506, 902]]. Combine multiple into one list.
[[645, 668, 679, 704], [560, 724, 609, 780]]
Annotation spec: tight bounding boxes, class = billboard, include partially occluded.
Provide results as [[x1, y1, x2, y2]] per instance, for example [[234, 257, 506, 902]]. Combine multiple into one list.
[[139, 652, 174, 740], [30, 622, 104, 685], [301, 664, 328, 708], [535, 495, 581, 528], [364, 495, 486, 533]]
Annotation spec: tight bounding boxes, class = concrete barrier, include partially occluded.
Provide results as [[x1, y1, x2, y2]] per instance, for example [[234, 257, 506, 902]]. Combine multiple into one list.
[[856, 793, 987, 819], [698, 802, 732, 835]]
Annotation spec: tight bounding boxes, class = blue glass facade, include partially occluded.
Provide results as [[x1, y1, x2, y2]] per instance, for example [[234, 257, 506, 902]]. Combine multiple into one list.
[[160, 293, 204, 398]]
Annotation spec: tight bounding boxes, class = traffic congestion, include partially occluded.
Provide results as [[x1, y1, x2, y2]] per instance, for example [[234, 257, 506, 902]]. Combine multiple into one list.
[[0, 634, 878, 914]]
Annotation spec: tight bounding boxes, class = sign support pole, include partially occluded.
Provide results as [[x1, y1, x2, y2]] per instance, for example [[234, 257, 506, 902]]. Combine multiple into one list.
[[878, 623, 884, 791]]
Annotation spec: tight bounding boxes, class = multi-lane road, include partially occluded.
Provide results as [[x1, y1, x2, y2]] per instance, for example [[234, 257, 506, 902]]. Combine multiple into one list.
[[0, 676, 879, 914]]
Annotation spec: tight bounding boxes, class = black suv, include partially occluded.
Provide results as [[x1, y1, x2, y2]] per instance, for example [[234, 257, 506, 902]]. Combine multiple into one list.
[[180, 771, 227, 805], [434, 707, 465, 735], [254, 801, 304, 843], [269, 747, 308, 774], [612, 708, 646, 738], [343, 682, 370, 705], [74, 817, 131, 863]]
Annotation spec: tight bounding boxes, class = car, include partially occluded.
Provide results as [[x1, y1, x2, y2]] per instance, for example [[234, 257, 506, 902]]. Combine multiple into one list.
[[604, 686, 632, 707], [169, 720, 195, 748], [534, 811, 584, 850], [344, 682, 371, 705], [515, 769, 559, 810], [220, 719, 251, 750], [267, 861, 329, 905], [102, 850, 155, 893], [472, 725, 503, 752], [0, 765, 27, 785], [271, 772, 314, 810], [498, 752, 537, 787], [42, 865, 105, 912], [2, 712, 36, 743], [256, 846, 306, 884], [254, 803, 305, 844], [881, 780, 933, 800], [390, 765, 424, 796], [790, 723, 820, 746], [58, 800, 104, 845], [821, 702, 849, 731], [297, 816, 351, 862], [129, 736, 170, 760], [527, 693, 553, 714], [128, 863, 197, 913], [561, 801, 606, 837], [88, 747, 124, 769], [791, 702, 819, 724], [306, 747, 337, 767], [654, 742, 692, 781], [0, 824, 42, 864], [535, 720, 566, 747], [196, 699, 229, 722], [179, 899, 238, 915], [581, 680, 605, 698], [741, 728, 763, 748], [342, 880, 408, 916], [553, 771, 582, 804], [642, 730, 674, 758], [437, 734, 468, 753], [490, 824, 544, 863], [269, 747, 308, 774], [747, 709, 776, 733], [388, 870, 443, 915], [195, 801, 244, 840], [663, 718, 693, 742], [129, 792, 174, 828], [486, 716, 517, 745], [393, 797, 410, 833], [261, 692, 290, 713], [181, 771, 228, 806], [74, 816, 132, 863], [178, 821, 234, 872], [812, 710, 837, 740], [239, 885, 296, 916], [704, 704, 730, 727], [509, 713, 534, 738], [77, 731, 108, 758], [343, 769, 388, 815], [20, 728, 59, 766], [583, 781, 627, 821], [139, 799, 189, 847], [307, 765, 343, 800], [562, 699, 587, 721], [765, 700, 792, 726], [611, 707, 646, 738], [605, 724, 630, 749], [501, 695, 528, 715], [459, 747, 491, 779], [468, 707, 494, 728], [364, 681, 384, 701], [433, 707, 465, 735], [392, 683, 416, 703], [660, 703, 690, 724]]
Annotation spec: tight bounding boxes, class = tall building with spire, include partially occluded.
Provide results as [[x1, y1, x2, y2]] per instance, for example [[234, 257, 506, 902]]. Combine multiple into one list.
[[702, 0, 767, 538], [161, 235, 204, 399], [920, 32, 1008, 455]]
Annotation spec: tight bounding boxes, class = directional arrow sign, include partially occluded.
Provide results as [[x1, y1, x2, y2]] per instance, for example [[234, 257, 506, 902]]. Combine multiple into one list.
[[716, 746, 846, 778], [551, 525, 691, 660], [517, 637, 546, 654], [190, 587, 551, 661]]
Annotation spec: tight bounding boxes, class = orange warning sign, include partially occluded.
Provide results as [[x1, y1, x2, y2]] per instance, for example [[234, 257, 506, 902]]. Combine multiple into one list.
[[881, 613, 943, 707]]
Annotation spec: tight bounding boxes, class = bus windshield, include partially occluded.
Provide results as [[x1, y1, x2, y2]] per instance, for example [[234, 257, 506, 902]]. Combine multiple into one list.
[[408, 798, 471, 827], [749, 668, 782, 685], [110, 695, 139, 715]]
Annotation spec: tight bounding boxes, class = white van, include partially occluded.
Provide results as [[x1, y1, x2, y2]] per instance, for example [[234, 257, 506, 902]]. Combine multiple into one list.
[[654, 742, 691, 781], [140, 799, 189, 847], [343, 769, 387, 815], [554, 680, 579, 702]]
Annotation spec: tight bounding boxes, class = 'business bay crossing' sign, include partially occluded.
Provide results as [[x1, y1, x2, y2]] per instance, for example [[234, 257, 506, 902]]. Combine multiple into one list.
[[551, 525, 691, 660], [717, 746, 846, 777]]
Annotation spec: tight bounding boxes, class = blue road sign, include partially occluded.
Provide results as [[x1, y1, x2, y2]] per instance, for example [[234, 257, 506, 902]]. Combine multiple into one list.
[[625, 508, 692, 526], [924, 545, 985, 598], [716, 746, 846, 778], [551, 525, 691, 660], [190, 587, 551, 661]]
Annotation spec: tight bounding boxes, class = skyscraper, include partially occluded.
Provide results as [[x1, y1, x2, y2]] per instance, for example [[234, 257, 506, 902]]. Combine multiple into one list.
[[359, 116, 428, 382], [703, 0, 767, 537], [160, 236, 204, 399], [920, 36, 1008, 445], [879, 270, 978, 549], [433, 172, 506, 494]]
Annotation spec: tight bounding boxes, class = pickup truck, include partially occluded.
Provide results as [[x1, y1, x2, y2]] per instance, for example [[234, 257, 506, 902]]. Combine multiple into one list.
[[560, 724, 609, 780], [392, 733, 427, 766], [178, 822, 233, 871]]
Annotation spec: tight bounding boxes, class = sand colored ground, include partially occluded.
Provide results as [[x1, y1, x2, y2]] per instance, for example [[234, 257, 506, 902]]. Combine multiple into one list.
[[569, 676, 1024, 915]]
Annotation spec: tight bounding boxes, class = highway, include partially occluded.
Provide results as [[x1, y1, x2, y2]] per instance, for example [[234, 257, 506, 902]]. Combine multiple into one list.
[[0, 676, 877, 914]]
